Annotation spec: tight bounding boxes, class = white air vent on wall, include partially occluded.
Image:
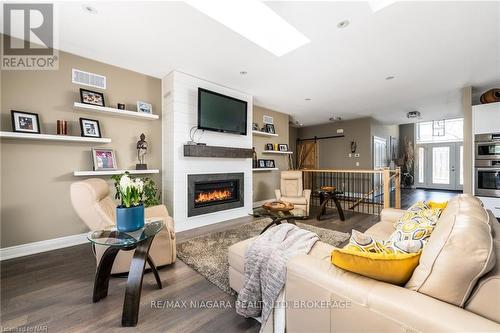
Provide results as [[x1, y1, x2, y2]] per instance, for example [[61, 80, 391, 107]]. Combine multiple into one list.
[[72, 68, 106, 89]]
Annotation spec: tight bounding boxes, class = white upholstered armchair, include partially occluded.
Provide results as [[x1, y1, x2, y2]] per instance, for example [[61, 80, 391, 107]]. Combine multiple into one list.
[[275, 170, 311, 215], [70, 178, 176, 274]]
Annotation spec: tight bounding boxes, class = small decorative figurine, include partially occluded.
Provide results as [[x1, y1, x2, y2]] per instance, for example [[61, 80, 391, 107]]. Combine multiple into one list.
[[136, 133, 148, 170], [252, 147, 258, 168]]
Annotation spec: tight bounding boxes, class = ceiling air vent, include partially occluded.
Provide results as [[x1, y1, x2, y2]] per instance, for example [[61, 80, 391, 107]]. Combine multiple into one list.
[[72, 68, 106, 89]]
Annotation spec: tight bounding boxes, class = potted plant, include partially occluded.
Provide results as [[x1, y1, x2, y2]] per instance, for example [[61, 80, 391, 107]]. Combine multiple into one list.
[[113, 173, 146, 232]]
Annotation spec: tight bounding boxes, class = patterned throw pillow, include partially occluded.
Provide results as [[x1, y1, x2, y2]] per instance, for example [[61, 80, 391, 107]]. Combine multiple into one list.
[[390, 209, 441, 242], [346, 230, 424, 254], [407, 201, 430, 212]]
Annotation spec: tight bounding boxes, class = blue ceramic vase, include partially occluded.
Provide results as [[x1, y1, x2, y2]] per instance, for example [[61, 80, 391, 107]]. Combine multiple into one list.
[[116, 204, 145, 232]]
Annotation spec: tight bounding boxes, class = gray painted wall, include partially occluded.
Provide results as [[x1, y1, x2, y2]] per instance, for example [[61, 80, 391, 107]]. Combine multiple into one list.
[[296, 117, 399, 170], [297, 117, 373, 169]]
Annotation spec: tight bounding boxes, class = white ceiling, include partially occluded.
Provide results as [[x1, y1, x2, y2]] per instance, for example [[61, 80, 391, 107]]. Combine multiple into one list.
[[11, 1, 500, 126]]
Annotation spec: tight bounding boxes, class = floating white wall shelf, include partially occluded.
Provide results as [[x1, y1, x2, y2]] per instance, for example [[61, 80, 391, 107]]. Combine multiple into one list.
[[0, 131, 111, 143], [73, 169, 160, 176], [73, 102, 159, 120], [252, 168, 279, 172], [262, 150, 293, 155], [252, 130, 278, 137]]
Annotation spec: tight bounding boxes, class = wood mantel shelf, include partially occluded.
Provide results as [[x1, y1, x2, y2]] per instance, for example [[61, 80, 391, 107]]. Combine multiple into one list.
[[183, 144, 253, 158]]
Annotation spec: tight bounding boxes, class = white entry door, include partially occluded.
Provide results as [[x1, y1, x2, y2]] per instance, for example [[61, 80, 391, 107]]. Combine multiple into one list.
[[428, 143, 455, 190], [415, 142, 463, 190], [373, 136, 388, 169], [373, 136, 387, 195]]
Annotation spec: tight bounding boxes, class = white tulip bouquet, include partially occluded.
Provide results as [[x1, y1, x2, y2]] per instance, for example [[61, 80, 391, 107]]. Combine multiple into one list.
[[112, 172, 160, 208], [115, 173, 145, 208]]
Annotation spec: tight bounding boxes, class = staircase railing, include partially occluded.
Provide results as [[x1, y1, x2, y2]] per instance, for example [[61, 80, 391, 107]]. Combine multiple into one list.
[[302, 167, 401, 215]]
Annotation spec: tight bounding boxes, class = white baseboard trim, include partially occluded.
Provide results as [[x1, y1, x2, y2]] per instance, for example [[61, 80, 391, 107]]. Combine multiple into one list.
[[253, 198, 275, 208], [0, 232, 89, 261]]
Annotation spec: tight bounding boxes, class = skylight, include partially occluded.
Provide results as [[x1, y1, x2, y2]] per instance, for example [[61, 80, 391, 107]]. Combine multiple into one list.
[[369, 0, 396, 12], [186, 0, 310, 57]]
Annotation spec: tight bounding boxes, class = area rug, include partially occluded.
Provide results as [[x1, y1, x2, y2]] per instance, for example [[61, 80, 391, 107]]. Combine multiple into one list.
[[176, 219, 350, 295]]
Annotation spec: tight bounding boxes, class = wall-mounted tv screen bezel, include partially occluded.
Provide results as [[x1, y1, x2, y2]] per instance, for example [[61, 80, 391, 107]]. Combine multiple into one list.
[[197, 88, 248, 136]]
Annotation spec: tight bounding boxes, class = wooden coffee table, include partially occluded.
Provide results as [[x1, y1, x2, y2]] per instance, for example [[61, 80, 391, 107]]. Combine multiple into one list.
[[251, 204, 308, 234]]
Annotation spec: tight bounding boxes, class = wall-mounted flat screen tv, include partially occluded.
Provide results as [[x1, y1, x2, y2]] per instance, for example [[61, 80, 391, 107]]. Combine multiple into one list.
[[198, 88, 248, 135]]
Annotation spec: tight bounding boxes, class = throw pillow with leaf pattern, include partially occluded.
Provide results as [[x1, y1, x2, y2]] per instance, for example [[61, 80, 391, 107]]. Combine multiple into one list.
[[346, 230, 424, 254], [390, 208, 441, 242], [406, 201, 430, 212]]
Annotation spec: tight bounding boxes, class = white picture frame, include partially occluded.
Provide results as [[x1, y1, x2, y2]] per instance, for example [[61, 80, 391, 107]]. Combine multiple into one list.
[[91, 148, 118, 171], [137, 101, 153, 114]]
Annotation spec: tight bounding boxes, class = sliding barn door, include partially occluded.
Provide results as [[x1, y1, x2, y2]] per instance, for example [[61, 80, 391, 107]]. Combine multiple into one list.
[[297, 140, 318, 169]]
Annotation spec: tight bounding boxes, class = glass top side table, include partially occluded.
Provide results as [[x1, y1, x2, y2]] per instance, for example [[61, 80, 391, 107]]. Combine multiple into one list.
[[88, 219, 164, 247], [88, 219, 164, 327]]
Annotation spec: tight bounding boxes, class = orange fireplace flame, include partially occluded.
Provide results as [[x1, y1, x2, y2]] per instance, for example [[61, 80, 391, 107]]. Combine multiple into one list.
[[195, 189, 233, 203]]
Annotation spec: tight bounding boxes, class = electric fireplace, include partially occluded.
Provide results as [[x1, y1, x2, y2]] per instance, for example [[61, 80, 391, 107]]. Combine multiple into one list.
[[188, 173, 244, 217]]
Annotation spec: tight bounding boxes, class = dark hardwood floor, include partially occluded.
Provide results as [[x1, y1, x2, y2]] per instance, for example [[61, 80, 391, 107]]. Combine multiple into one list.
[[0, 189, 460, 332]]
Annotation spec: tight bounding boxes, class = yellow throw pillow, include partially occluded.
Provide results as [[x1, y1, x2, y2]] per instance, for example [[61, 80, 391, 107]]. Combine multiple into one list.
[[331, 248, 421, 285], [427, 200, 448, 210]]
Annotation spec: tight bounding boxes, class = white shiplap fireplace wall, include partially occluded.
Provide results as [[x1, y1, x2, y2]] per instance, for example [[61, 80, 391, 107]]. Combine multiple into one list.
[[162, 71, 253, 232]]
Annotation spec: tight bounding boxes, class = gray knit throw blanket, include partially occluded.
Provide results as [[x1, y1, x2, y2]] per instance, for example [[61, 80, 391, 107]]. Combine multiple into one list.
[[235, 223, 319, 331]]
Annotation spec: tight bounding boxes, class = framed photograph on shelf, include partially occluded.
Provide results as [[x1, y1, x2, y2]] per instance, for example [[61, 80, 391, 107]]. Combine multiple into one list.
[[264, 124, 275, 134], [137, 101, 153, 114], [258, 159, 266, 168], [252, 123, 260, 131], [80, 88, 105, 107], [11, 110, 41, 134], [265, 143, 274, 151], [79, 118, 101, 138], [91, 148, 117, 171], [278, 144, 289, 152], [265, 159, 275, 168]]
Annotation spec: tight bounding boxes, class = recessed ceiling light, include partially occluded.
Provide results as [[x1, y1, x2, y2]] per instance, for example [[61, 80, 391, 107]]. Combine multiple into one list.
[[240, 71, 247, 75], [82, 4, 98, 14], [305, 98, 311, 101], [186, 1, 310, 57], [385, 75, 395, 80], [337, 20, 350, 29]]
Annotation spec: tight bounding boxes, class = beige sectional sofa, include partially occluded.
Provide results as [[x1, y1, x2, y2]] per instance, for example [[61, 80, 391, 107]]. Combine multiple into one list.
[[228, 194, 500, 332]]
